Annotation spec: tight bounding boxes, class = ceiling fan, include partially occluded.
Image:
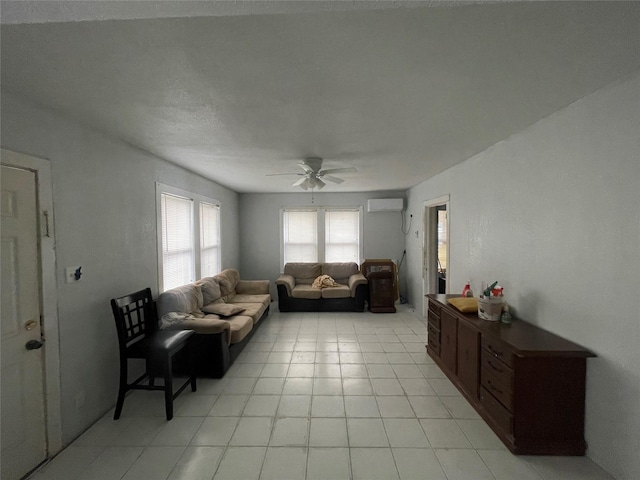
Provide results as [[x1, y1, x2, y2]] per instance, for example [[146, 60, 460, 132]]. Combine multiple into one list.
[[266, 157, 357, 190]]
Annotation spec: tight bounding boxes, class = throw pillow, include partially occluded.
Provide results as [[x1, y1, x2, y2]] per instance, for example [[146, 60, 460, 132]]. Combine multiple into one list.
[[201, 303, 246, 317]]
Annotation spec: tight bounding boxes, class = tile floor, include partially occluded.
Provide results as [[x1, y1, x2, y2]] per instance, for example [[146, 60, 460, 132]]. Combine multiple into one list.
[[29, 306, 614, 480]]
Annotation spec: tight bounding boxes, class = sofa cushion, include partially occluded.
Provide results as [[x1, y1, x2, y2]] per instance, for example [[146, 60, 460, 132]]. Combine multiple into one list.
[[215, 269, 240, 298], [226, 315, 254, 344], [291, 284, 322, 299], [230, 293, 271, 309], [236, 280, 270, 295], [194, 277, 222, 305], [226, 302, 266, 324], [322, 262, 359, 284], [321, 285, 352, 299], [156, 284, 203, 318], [284, 263, 322, 285], [201, 303, 246, 317]]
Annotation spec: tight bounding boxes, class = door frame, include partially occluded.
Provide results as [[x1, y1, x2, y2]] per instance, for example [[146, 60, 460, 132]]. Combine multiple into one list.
[[422, 195, 450, 317], [1, 149, 62, 457]]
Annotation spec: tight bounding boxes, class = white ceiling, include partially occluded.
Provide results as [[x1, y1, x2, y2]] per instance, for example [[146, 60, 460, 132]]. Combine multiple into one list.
[[2, 1, 639, 193]]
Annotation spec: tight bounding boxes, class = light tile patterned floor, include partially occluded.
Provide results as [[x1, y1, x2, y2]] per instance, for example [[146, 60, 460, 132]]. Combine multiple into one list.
[[29, 306, 614, 480]]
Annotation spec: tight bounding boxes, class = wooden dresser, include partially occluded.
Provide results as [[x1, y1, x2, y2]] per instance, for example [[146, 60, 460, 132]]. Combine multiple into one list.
[[426, 294, 596, 455]]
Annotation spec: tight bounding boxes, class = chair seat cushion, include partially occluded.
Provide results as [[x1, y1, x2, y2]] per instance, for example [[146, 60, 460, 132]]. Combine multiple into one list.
[[127, 330, 193, 358]]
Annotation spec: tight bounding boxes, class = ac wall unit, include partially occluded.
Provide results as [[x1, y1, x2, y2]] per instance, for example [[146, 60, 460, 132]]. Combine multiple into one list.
[[367, 198, 404, 212]]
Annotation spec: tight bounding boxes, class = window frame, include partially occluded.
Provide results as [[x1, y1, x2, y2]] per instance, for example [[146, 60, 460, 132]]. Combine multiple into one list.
[[156, 183, 221, 292], [280, 206, 364, 270]]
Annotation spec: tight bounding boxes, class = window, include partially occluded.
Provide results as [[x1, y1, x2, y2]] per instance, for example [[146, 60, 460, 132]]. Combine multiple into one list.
[[160, 193, 194, 291], [157, 184, 221, 291], [325, 209, 360, 263], [200, 202, 221, 278], [281, 207, 363, 268], [283, 210, 318, 263]]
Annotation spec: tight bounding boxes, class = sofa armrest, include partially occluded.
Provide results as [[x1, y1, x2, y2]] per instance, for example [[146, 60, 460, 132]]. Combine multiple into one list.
[[348, 272, 368, 297], [275, 274, 296, 296], [166, 316, 231, 344], [236, 279, 270, 295]]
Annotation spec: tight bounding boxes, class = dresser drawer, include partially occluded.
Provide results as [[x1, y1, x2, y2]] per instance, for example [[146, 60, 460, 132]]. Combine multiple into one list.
[[481, 386, 513, 434], [481, 349, 514, 387], [481, 368, 513, 411], [481, 336, 513, 368], [428, 299, 442, 317], [429, 340, 440, 356], [428, 312, 441, 329], [427, 322, 440, 343]]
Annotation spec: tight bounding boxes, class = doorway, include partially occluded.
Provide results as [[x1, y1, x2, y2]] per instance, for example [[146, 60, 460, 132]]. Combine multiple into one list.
[[422, 195, 450, 317], [1, 150, 61, 479]]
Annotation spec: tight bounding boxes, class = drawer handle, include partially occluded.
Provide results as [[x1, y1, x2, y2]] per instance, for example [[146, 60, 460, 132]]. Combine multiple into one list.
[[487, 345, 503, 358], [487, 359, 503, 373], [487, 379, 503, 395]]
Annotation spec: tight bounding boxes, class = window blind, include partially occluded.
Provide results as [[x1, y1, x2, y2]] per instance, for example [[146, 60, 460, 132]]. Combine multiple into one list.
[[325, 209, 360, 263], [200, 202, 221, 277], [283, 210, 318, 263], [161, 193, 194, 290]]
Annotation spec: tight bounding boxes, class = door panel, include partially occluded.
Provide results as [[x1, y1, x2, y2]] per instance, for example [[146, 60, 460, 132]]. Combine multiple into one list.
[[1, 165, 47, 480], [457, 321, 480, 399]]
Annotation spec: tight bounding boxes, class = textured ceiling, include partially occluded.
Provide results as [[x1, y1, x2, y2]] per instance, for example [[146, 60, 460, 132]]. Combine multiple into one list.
[[2, 1, 639, 193]]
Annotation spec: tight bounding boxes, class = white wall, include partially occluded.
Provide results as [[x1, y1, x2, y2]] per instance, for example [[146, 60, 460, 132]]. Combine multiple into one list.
[[1, 92, 241, 446], [405, 71, 640, 479], [239, 192, 408, 297]]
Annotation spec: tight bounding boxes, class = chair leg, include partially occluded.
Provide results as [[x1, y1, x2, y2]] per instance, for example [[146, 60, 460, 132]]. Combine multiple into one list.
[[163, 355, 174, 420], [114, 358, 128, 420]]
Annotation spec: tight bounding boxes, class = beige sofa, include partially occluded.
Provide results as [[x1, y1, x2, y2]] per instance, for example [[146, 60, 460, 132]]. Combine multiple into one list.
[[156, 268, 271, 377], [275, 262, 368, 312]]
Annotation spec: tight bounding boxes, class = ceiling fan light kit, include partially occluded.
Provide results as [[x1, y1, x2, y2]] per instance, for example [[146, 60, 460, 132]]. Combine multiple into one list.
[[266, 157, 357, 191]]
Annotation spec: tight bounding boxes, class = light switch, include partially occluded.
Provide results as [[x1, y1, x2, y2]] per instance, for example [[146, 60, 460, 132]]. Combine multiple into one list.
[[65, 266, 82, 283]]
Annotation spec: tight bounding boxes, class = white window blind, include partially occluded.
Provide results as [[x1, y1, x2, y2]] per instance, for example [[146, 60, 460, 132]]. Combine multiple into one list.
[[283, 210, 318, 263], [161, 193, 194, 290], [281, 207, 363, 268], [325, 209, 360, 263], [200, 202, 221, 277]]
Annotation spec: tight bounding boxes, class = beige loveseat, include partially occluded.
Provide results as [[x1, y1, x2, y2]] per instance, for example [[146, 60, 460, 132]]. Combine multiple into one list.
[[156, 268, 270, 377], [275, 262, 368, 312]]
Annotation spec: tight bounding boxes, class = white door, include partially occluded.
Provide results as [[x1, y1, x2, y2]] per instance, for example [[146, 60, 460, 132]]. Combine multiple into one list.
[[1, 165, 47, 480]]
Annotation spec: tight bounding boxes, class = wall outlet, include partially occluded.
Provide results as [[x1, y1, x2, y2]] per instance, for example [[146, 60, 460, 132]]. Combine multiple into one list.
[[65, 266, 82, 283]]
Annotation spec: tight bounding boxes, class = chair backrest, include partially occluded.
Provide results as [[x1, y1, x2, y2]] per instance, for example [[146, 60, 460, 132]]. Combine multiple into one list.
[[111, 288, 157, 349]]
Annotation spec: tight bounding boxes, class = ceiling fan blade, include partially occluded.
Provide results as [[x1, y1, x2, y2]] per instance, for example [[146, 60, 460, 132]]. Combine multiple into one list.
[[266, 172, 302, 176], [298, 163, 315, 174], [320, 167, 357, 175], [322, 175, 344, 184], [292, 177, 307, 186]]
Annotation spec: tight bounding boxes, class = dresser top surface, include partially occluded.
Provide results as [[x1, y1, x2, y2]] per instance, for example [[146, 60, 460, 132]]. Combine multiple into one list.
[[427, 294, 596, 358]]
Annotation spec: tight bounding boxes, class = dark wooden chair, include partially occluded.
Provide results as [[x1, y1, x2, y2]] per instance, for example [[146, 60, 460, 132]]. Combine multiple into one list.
[[110, 288, 196, 420]]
